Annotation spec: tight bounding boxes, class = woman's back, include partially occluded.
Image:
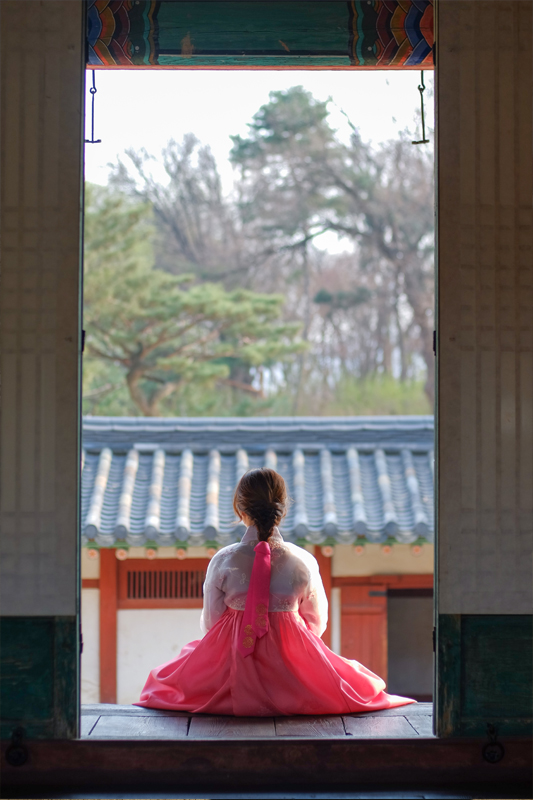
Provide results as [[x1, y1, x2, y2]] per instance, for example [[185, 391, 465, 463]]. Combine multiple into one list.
[[200, 528, 328, 635]]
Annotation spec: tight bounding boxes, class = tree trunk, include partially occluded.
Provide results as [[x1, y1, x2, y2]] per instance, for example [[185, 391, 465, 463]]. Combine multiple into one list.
[[126, 369, 152, 416], [403, 269, 435, 409], [394, 299, 407, 381], [292, 239, 311, 414]]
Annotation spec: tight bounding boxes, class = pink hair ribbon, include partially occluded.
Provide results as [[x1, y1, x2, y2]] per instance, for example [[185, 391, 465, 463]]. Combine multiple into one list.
[[238, 540, 271, 658]]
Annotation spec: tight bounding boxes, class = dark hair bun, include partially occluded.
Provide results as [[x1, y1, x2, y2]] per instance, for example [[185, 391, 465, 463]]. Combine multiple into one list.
[[233, 468, 288, 542]]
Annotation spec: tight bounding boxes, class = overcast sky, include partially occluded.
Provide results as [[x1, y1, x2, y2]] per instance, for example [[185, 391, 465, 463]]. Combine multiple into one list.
[[84, 69, 434, 190]]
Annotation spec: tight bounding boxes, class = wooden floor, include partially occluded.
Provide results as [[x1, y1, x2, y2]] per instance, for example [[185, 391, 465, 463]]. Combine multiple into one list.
[[81, 702, 433, 739]]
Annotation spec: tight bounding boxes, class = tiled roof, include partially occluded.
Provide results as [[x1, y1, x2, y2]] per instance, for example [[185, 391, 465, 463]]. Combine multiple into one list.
[[82, 416, 434, 548]]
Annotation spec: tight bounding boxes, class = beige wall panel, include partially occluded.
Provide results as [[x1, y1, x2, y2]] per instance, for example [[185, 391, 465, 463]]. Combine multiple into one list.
[[332, 544, 433, 577], [0, 1, 84, 615], [81, 549, 100, 580], [437, 0, 533, 613]]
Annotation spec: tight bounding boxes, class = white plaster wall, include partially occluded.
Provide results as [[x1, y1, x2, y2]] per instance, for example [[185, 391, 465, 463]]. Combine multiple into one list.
[[332, 544, 434, 577], [81, 589, 100, 704], [117, 609, 203, 706]]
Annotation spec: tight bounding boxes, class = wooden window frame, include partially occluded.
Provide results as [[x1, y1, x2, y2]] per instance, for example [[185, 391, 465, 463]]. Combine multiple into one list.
[[117, 558, 208, 610]]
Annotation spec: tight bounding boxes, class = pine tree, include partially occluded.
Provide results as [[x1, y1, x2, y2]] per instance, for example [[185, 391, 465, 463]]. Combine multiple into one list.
[[83, 184, 305, 416]]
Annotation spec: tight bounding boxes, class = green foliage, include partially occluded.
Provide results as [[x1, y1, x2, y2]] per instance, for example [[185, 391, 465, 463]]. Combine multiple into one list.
[[230, 86, 335, 244], [162, 378, 280, 418], [328, 374, 431, 416], [84, 182, 153, 275], [236, 85, 330, 146], [267, 373, 431, 417], [83, 183, 305, 416], [83, 359, 139, 417], [313, 287, 372, 310]]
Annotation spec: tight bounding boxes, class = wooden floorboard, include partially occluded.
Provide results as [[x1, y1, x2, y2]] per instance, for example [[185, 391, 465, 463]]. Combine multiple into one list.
[[80, 703, 434, 739], [274, 715, 346, 737], [82, 703, 190, 717], [188, 715, 276, 738], [80, 714, 100, 737], [343, 714, 418, 737], [356, 702, 432, 717], [408, 714, 434, 736], [90, 714, 190, 739]]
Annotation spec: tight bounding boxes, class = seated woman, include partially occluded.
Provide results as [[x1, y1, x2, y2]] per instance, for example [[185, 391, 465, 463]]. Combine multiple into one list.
[[136, 468, 414, 716]]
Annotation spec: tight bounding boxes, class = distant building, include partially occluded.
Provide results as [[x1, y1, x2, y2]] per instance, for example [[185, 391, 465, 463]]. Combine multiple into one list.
[[81, 416, 434, 705]]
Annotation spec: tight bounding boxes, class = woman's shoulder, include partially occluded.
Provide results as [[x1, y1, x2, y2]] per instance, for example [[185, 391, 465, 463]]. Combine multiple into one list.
[[282, 541, 316, 558], [209, 540, 252, 567], [280, 542, 319, 570], [211, 542, 240, 561]]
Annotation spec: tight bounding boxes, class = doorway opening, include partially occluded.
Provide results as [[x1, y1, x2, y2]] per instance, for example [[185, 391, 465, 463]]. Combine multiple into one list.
[[81, 3, 435, 721]]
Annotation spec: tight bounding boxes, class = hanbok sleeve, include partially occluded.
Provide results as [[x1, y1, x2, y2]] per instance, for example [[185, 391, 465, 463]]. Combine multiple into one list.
[[200, 552, 227, 635], [298, 551, 328, 637]]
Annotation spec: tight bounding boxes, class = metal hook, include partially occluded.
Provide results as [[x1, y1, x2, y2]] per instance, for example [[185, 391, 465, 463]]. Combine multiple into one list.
[[85, 70, 102, 145], [5, 727, 28, 767], [412, 70, 430, 146], [482, 723, 505, 764]]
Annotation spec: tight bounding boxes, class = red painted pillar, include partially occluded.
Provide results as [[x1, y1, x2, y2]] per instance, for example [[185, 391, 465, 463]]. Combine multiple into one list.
[[99, 549, 118, 703], [314, 546, 332, 648]]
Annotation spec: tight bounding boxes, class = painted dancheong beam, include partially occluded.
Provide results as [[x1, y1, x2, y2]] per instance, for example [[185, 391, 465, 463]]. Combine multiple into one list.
[[84, 448, 113, 542], [87, 1, 435, 69], [347, 447, 368, 537], [115, 449, 139, 540], [175, 449, 193, 539], [203, 449, 221, 540], [292, 449, 309, 538], [401, 448, 430, 538], [144, 449, 165, 543], [374, 449, 399, 539], [320, 449, 338, 538]]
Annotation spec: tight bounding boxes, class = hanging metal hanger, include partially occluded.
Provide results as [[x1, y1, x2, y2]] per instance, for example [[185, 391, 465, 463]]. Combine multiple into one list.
[[85, 70, 102, 144], [412, 71, 430, 146]]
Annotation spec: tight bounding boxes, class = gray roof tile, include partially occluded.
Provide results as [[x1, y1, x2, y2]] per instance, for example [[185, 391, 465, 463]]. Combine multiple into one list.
[[81, 416, 435, 547]]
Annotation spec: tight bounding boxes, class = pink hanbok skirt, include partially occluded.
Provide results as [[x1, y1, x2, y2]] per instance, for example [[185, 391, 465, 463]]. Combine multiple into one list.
[[136, 608, 414, 716]]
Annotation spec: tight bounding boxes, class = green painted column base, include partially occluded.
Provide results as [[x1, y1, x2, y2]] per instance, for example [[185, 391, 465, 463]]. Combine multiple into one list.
[[0, 617, 78, 739], [437, 614, 533, 737]]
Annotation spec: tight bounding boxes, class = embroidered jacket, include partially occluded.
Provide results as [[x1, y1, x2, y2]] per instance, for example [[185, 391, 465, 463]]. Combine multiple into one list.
[[200, 526, 328, 637]]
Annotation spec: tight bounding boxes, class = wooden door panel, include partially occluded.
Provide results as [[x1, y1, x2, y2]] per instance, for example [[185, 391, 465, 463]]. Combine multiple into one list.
[[341, 585, 388, 681]]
